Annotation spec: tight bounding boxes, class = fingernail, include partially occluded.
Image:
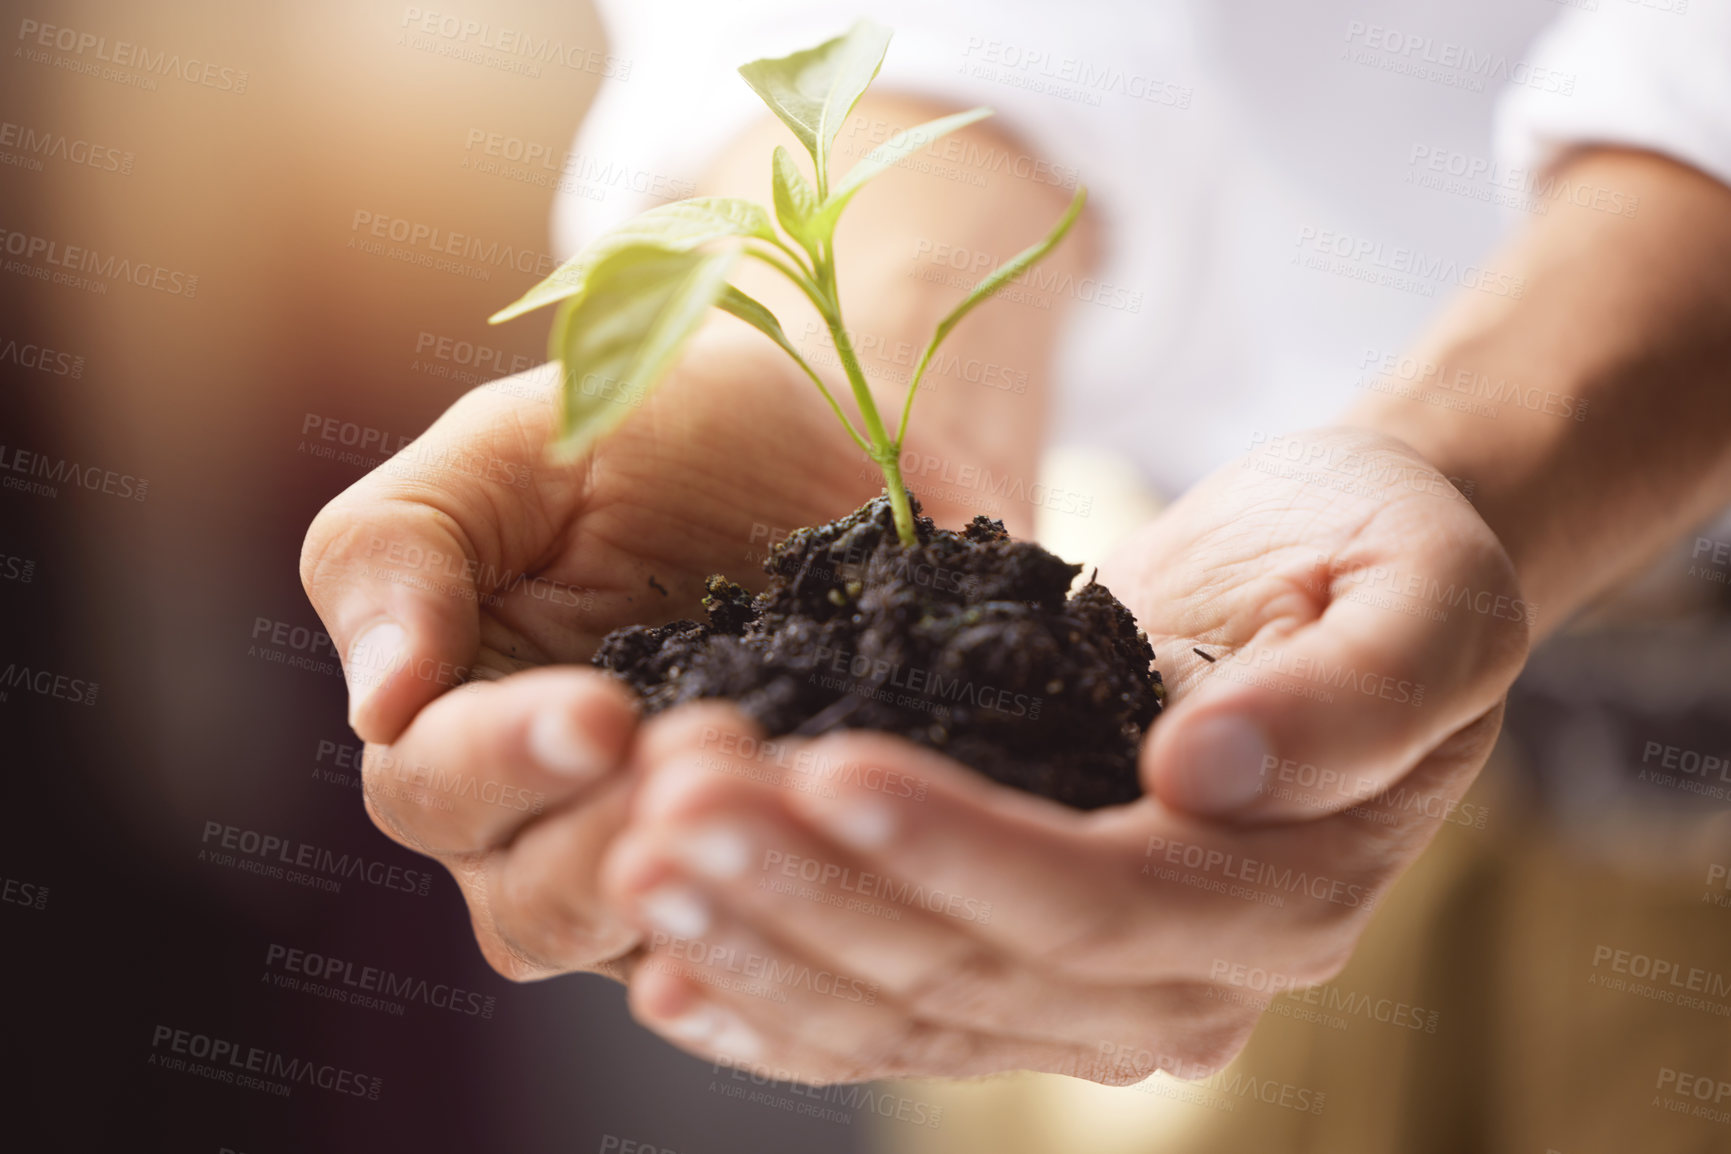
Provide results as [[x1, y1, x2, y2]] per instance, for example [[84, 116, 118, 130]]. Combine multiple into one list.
[[794, 792, 897, 851], [1166, 716, 1272, 815], [346, 619, 407, 728], [636, 756, 712, 822], [528, 704, 609, 780], [640, 883, 711, 939], [664, 1003, 762, 1061], [677, 823, 751, 880]]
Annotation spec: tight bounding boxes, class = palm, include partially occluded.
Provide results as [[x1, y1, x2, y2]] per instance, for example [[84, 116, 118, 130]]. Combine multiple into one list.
[[1098, 428, 1528, 806], [456, 331, 993, 680]]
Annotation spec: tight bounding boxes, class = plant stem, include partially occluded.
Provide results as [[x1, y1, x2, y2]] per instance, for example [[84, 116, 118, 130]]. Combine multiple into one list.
[[828, 315, 917, 546]]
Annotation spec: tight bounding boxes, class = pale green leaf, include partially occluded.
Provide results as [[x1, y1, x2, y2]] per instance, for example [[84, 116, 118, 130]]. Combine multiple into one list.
[[548, 245, 740, 457], [491, 198, 771, 324], [716, 285, 871, 452], [737, 20, 892, 189], [770, 145, 822, 259], [931, 186, 1087, 350], [897, 187, 1088, 442], [807, 107, 993, 240], [716, 284, 800, 360]]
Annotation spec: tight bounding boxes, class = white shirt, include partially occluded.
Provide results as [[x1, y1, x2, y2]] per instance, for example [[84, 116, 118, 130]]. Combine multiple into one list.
[[553, 0, 1731, 502]]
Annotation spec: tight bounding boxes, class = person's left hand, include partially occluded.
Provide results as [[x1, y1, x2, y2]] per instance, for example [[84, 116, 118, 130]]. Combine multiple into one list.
[[595, 427, 1531, 1084]]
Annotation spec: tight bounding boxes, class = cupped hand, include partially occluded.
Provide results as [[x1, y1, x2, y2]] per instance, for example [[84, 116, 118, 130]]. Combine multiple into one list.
[[589, 427, 1530, 1082], [299, 323, 936, 979]]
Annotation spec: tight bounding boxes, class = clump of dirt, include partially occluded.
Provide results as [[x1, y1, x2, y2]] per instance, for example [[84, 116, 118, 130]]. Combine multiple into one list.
[[594, 494, 1161, 809]]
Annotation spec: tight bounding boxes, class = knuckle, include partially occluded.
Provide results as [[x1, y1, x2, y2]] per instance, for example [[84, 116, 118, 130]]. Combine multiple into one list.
[[298, 505, 373, 606], [860, 1019, 978, 1079], [491, 859, 623, 970], [892, 942, 1007, 1022], [1169, 1012, 1260, 1079], [360, 783, 427, 855]]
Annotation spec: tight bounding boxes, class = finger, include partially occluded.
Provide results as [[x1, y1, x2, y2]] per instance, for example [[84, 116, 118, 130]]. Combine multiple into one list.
[[473, 771, 643, 977], [299, 370, 573, 743], [1147, 490, 1529, 821], [602, 771, 1253, 1055], [360, 666, 636, 856], [760, 730, 1393, 985], [628, 939, 1147, 1086]]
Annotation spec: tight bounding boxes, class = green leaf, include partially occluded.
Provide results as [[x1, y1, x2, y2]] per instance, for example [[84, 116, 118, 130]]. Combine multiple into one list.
[[737, 20, 892, 191], [490, 198, 772, 324], [897, 187, 1088, 442], [548, 245, 740, 457], [770, 145, 822, 260], [931, 186, 1087, 351], [807, 107, 992, 240], [716, 285, 801, 360]]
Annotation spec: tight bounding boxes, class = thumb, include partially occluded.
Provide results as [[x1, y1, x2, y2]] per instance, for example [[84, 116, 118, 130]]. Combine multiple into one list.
[[299, 377, 559, 743], [300, 492, 483, 744], [1142, 560, 1526, 822]]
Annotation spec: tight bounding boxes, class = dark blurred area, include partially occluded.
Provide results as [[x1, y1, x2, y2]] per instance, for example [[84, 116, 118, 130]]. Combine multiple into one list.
[[0, 2, 862, 1150]]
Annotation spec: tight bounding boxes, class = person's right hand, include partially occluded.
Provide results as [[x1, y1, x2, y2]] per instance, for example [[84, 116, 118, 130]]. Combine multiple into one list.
[[300, 323, 963, 981]]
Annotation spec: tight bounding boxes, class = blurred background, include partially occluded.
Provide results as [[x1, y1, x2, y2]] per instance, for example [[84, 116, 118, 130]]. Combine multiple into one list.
[[3, 1, 1730, 1151]]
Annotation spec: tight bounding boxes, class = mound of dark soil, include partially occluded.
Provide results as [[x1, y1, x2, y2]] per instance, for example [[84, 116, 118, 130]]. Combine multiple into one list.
[[593, 494, 1161, 808]]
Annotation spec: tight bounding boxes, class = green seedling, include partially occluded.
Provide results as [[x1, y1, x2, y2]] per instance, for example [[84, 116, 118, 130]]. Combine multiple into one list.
[[490, 19, 1086, 547]]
